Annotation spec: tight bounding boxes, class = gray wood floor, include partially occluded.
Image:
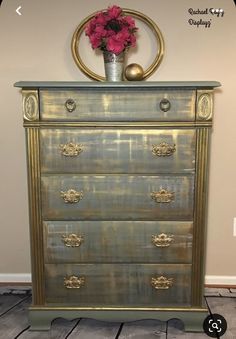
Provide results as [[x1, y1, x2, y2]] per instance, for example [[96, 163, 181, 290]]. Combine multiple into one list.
[[0, 287, 235, 339]]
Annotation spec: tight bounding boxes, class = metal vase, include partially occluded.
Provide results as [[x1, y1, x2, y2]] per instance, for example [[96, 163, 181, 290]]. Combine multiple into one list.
[[103, 51, 125, 82]]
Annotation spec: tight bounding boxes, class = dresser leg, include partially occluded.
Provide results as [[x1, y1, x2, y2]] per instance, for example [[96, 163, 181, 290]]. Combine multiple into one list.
[[182, 311, 208, 332], [29, 311, 52, 331]]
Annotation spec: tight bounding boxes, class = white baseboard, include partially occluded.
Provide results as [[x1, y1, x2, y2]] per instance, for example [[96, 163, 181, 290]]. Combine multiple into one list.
[[0, 274, 236, 286], [205, 275, 236, 285], [0, 274, 31, 283]]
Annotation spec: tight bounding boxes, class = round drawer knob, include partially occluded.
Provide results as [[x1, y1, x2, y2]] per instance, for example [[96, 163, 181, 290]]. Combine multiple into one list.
[[65, 99, 76, 112], [159, 98, 171, 112]]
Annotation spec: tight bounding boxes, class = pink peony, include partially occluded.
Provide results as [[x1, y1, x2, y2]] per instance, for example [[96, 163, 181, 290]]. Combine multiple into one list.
[[94, 12, 108, 25], [107, 5, 122, 19], [121, 16, 136, 28], [107, 35, 125, 54], [86, 5, 138, 54], [94, 25, 107, 37], [89, 33, 102, 49]]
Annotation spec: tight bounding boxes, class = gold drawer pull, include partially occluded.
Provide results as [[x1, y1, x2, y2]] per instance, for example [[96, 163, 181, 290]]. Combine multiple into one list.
[[62, 234, 84, 247], [152, 233, 174, 247], [60, 142, 83, 157], [159, 98, 171, 112], [64, 275, 85, 289], [151, 276, 174, 290], [61, 189, 83, 203], [152, 142, 176, 157], [151, 189, 174, 203], [65, 98, 76, 112]]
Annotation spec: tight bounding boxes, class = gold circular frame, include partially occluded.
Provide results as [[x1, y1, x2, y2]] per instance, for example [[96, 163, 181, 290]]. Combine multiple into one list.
[[71, 8, 165, 81]]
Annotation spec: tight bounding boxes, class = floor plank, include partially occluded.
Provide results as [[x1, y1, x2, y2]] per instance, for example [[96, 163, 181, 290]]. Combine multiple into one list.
[[217, 288, 234, 297], [68, 318, 121, 339], [206, 297, 236, 338], [167, 319, 206, 338], [204, 287, 221, 297], [119, 319, 166, 338], [0, 295, 29, 316], [0, 286, 31, 295], [17, 318, 79, 339], [0, 297, 31, 338], [229, 288, 236, 297]]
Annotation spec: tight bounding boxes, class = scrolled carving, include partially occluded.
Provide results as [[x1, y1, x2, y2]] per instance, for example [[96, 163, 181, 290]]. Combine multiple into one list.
[[197, 91, 213, 120], [61, 189, 83, 203], [23, 90, 39, 121], [64, 275, 85, 289], [151, 189, 175, 203], [151, 276, 174, 290], [152, 142, 176, 157], [152, 233, 174, 247]]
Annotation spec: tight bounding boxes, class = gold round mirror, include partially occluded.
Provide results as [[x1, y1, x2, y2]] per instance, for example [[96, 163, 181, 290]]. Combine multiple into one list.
[[71, 8, 165, 81]]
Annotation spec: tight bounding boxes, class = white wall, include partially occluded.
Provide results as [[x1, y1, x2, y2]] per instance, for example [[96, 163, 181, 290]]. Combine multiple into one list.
[[0, 0, 235, 281]]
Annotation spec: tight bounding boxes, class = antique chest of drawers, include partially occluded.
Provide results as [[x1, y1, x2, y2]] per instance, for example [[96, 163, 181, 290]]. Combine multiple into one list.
[[15, 81, 220, 331]]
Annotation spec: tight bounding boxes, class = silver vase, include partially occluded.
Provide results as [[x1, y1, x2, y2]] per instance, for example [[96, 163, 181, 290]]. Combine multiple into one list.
[[103, 51, 125, 82]]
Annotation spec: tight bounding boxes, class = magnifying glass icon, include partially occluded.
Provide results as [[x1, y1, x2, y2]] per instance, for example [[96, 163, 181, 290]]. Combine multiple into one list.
[[212, 322, 219, 330]]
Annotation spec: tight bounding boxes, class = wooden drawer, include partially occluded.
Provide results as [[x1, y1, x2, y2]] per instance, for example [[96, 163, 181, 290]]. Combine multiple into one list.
[[41, 175, 194, 220], [44, 221, 193, 264], [40, 129, 196, 174], [40, 89, 195, 121], [45, 264, 191, 307]]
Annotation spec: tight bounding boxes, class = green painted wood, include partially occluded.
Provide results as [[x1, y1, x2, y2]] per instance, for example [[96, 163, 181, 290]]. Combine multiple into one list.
[[28, 309, 207, 332], [17, 318, 78, 338], [67, 318, 120, 339], [39, 89, 195, 122], [0, 297, 31, 338], [40, 128, 196, 174], [41, 174, 194, 220], [14, 81, 221, 88], [119, 319, 166, 338], [44, 263, 191, 306], [44, 221, 193, 264], [206, 297, 236, 337]]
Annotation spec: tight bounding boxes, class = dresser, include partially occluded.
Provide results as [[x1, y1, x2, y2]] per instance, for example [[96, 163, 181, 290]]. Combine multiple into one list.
[[15, 81, 220, 331]]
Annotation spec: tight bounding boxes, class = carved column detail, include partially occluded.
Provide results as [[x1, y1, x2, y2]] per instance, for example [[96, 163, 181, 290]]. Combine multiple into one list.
[[23, 90, 39, 121], [196, 90, 213, 121]]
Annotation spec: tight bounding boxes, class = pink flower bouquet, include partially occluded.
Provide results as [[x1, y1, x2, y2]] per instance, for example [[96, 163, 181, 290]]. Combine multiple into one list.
[[85, 5, 138, 55]]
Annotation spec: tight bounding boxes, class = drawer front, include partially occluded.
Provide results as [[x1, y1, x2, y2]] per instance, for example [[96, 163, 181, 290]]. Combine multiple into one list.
[[40, 89, 195, 121], [45, 264, 191, 306], [41, 175, 194, 220], [44, 221, 193, 264], [40, 129, 196, 174]]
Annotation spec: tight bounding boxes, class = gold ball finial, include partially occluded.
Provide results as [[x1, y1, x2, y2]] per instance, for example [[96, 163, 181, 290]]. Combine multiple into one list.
[[124, 63, 144, 81]]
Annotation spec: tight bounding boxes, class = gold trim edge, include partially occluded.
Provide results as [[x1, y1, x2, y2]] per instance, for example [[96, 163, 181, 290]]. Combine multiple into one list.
[[23, 121, 213, 128], [29, 306, 208, 312]]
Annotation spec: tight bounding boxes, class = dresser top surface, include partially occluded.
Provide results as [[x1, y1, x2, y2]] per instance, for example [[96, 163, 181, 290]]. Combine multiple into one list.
[[14, 81, 221, 89]]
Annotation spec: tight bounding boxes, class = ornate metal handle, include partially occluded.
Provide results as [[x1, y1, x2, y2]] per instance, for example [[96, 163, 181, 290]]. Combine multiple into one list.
[[151, 276, 174, 290], [65, 99, 76, 112], [152, 142, 176, 157], [62, 234, 84, 247], [159, 98, 171, 112], [151, 189, 174, 203], [64, 275, 85, 289], [61, 189, 83, 203], [152, 233, 174, 247], [60, 142, 83, 157]]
